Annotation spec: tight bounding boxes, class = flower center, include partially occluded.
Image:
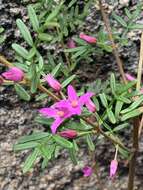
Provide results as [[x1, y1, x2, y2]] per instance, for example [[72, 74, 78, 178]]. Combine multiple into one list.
[[57, 111, 65, 117], [71, 100, 78, 108]]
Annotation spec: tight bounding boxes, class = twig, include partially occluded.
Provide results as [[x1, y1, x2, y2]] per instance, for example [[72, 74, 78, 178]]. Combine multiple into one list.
[[98, 0, 127, 84], [127, 33, 143, 190]]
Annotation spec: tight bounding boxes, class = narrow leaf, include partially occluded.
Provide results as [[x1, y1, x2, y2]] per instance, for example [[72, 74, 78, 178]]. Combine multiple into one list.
[[14, 84, 30, 101]]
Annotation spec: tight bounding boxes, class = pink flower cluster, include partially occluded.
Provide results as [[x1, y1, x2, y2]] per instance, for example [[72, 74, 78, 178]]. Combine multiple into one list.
[[39, 76, 96, 134]]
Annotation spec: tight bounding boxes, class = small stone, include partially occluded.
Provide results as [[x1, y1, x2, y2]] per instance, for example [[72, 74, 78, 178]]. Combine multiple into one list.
[[119, 0, 129, 5]]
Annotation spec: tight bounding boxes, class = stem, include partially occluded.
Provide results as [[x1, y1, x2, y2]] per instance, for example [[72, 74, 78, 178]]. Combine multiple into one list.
[[98, 0, 127, 84], [127, 118, 140, 190], [128, 33, 143, 190]]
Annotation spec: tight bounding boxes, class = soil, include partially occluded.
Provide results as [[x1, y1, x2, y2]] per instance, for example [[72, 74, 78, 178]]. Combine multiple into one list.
[[0, 0, 143, 190]]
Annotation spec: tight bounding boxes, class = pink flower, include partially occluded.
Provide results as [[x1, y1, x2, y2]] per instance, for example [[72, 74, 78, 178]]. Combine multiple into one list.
[[59, 130, 77, 139], [125, 73, 136, 81], [44, 74, 61, 91], [79, 92, 96, 112], [2, 67, 24, 82], [110, 160, 118, 178], [79, 33, 96, 44], [67, 39, 76, 48], [54, 85, 95, 115], [39, 107, 72, 134], [82, 166, 93, 177]]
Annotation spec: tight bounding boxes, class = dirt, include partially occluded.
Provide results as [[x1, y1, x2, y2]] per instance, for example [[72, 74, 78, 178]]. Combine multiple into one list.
[[0, 0, 143, 190]]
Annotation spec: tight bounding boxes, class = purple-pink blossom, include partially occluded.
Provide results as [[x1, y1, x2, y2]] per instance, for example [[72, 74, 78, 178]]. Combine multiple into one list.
[[54, 85, 95, 115], [125, 73, 136, 81], [67, 39, 76, 48], [82, 166, 93, 177], [2, 67, 24, 82], [59, 130, 77, 139], [39, 107, 72, 134], [44, 74, 61, 91], [79, 33, 97, 44], [110, 160, 118, 178]]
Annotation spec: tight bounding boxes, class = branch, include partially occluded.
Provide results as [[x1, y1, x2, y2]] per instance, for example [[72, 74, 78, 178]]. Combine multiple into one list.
[[98, 0, 127, 84]]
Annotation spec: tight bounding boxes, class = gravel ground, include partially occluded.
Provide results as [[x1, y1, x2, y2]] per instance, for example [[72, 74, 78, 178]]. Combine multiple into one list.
[[1, 0, 143, 190]]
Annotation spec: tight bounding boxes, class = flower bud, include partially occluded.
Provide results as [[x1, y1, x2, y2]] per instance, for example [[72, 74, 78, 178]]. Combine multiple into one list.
[[125, 73, 136, 81], [44, 74, 61, 91], [110, 160, 118, 178], [79, 33, 96, 44], [82, 166, 93, 177], [2, 67, 24, 82], [59, 130, 77, 139], [67, 39, 76, 48]]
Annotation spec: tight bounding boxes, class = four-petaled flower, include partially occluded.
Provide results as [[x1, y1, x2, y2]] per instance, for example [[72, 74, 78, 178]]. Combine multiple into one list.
[[39, 85, 96, 133]]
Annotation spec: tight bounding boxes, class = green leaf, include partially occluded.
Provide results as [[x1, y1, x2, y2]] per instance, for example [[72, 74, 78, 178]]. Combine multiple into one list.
[[113, 123, 129, 132], [107, 109, 116, 124], [116, 80, 136, 94], [45, 2, 63, 23], [16, 19, 33, 46], [14, 84, 31, 101], [125, 8, 132, 19], [27, 47, 36, 60], [17, 132, 50, 144], [38, 33, 53, 42], [0, 35, 6, 44], [117, 96, 131, 104], [68, 0, 77, 8], [12, 43, 29, 59], [99, 93, 108, 108], [31, 71, 40, 93], [121, 109, 141, 121], [36, 93, 48, 101], [39, 144, 55, 159], [118, 147, 129, 159], [14, 141, 38, 151], [53, 135, 73, 149], [23, 148, 40, 173], [35, 116, 53, 126], [112, 12, 127, 28], [72, 48, 87, 59], [61, 75, 76, 88], [121, 95, 143, 114], [128, 24, 143, 30], [69, 148, 78, 165], [51, 63, 62, 76], [28, 5, 39, 32], [86, 134, 95, 151], [115, 100, 123, 118], [110, 73, 116, 94]]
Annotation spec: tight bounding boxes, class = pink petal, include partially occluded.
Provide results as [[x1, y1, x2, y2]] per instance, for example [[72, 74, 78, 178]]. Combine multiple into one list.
[[59, 130, 77, 139], [45, 74, 61, 91], [110, 160, 118, 178], [67, 39, 76, 48], [2, 67, 24, 81], [79, 92, 95, 105], [67, 85, 78, 102], [125, 73, 136, 81], [85, 99, 96, 112], [51, 118, 63, 134], [39, 108, 57, 118], [79, 33, 96, 44], [82, 166, 93, 177]]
